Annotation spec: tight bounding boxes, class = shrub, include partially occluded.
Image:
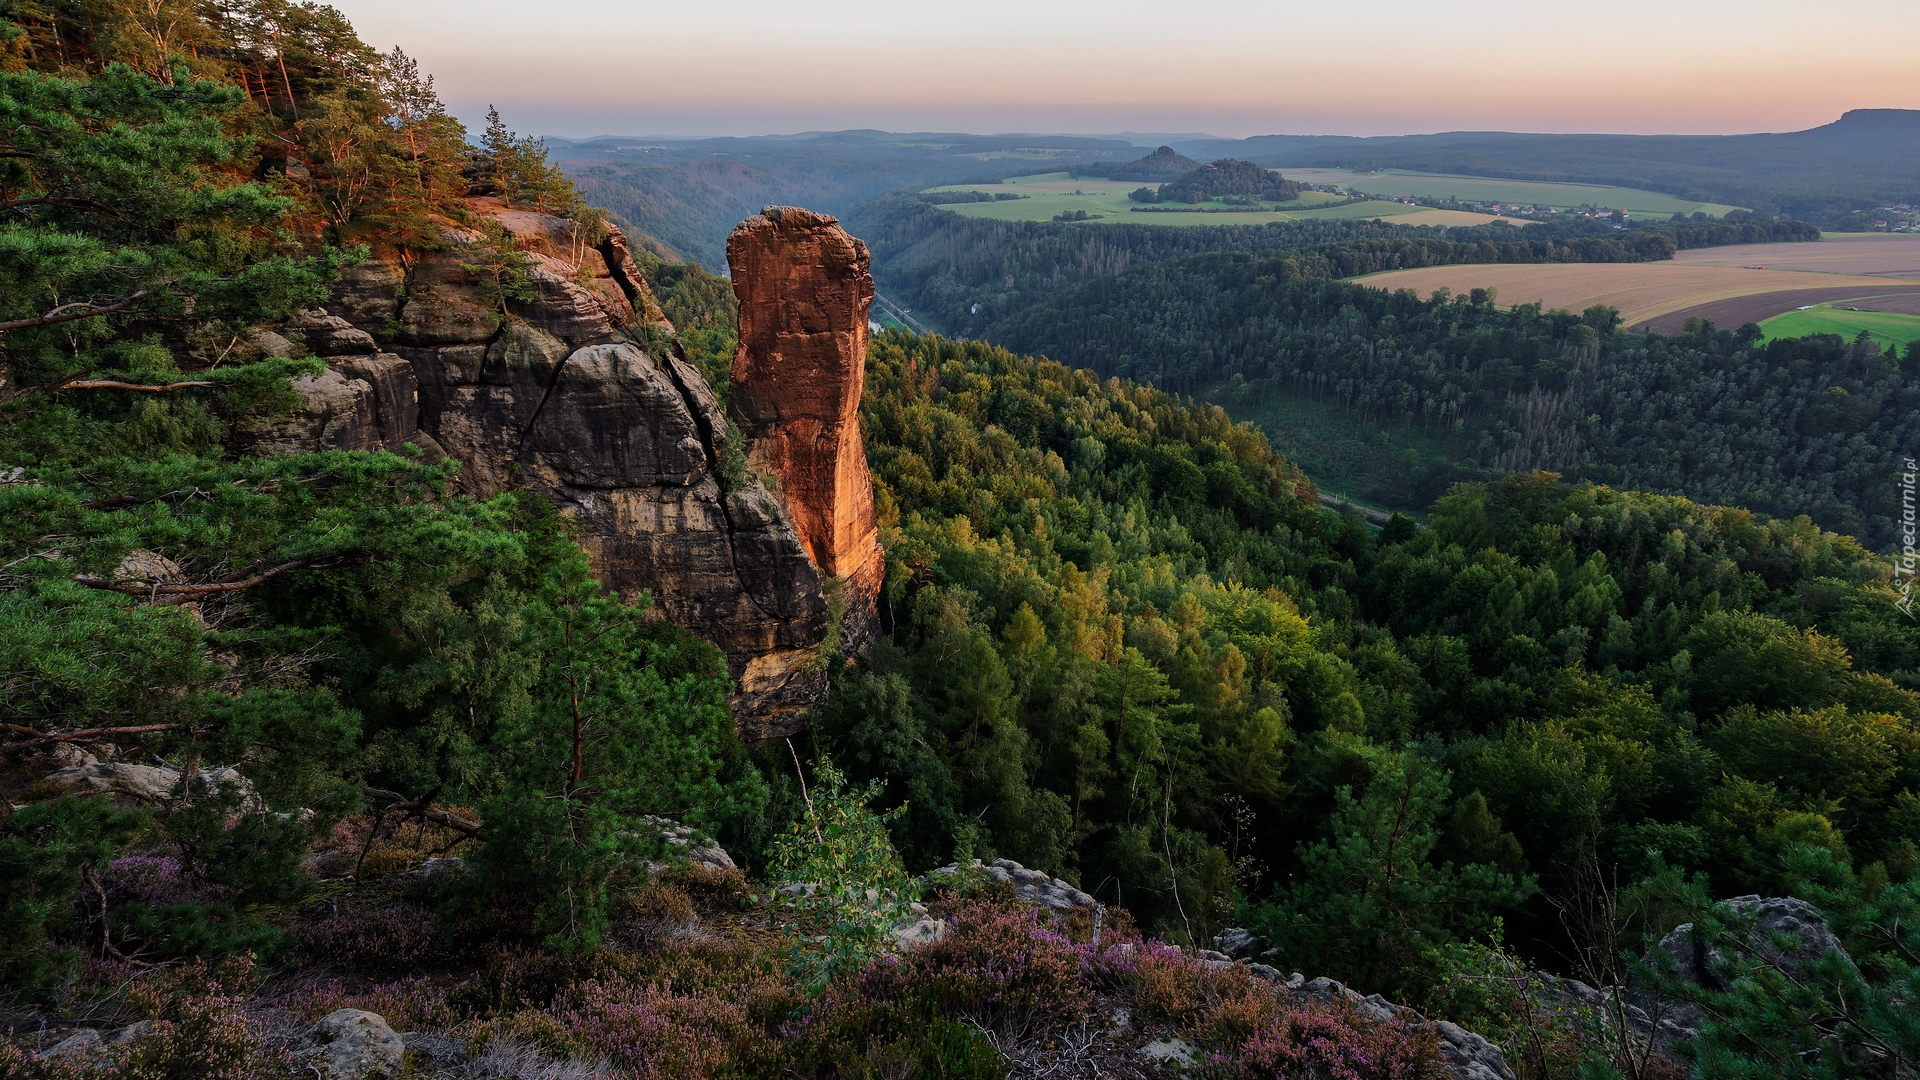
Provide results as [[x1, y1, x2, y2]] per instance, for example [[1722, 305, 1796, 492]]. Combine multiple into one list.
[[555, 980, 780, 1079], [291, 898, 439, 972], [766, 759, 917, 993], [1222, 998, 1447, 1080]]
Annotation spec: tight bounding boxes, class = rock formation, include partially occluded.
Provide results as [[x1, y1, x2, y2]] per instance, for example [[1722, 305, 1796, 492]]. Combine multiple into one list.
[[726, 207, 885, 655], [249, 199, 831, 737]]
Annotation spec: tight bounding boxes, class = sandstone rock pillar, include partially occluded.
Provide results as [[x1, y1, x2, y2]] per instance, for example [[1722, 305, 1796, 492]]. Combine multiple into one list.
[[727, 207, 884, 655]]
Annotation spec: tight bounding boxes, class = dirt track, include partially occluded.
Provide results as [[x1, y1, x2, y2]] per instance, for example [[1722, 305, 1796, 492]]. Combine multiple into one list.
[[1638, 285, 1920, 333]]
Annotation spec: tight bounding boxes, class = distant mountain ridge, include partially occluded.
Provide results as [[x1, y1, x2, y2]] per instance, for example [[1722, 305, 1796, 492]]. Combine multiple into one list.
[[1170, 109, 1920, 221]]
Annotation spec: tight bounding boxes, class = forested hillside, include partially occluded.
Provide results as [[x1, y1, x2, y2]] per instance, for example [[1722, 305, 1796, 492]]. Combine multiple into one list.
[[977, 261, 1919, 547]]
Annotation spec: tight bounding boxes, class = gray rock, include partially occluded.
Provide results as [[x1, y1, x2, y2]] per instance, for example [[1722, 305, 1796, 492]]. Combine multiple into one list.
[[44, 762, 259, 809], [1213, 926, 1265, 958], [301, 1008, 404, 1080], [103, 1020, 148, 1046], [1140, 1037, 1197, 1068], [1656, 895, 1852, 990], [42, 1029, 101, 1057], [288, 212, 837, 737], [250, 329, 298, 358], [931, 858, 1098, 911], [288, 309, 379, 356], [1290, 975, 1517, 1080], [890, 917, 949, 948]]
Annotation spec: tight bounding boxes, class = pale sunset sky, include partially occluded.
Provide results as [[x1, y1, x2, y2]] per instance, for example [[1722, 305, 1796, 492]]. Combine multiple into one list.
[[326, 0, 1919, 139]]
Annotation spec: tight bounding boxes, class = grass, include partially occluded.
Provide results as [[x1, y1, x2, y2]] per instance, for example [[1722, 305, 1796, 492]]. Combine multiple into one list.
[[923, 172, 1526, 228], [1281, 168, 1744, 219], [1758, 303, 1920, 349]]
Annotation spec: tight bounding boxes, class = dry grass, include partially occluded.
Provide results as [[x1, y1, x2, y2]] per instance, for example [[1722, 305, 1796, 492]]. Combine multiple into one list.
[[1352, 262, 1920, 326]]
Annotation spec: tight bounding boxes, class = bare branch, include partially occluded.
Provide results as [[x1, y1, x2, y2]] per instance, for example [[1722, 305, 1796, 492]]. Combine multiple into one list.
[[74, 560, 316, 605], [0, 290, 149, 334], [56, 378, 216, 393], [3, 723, 191, 755], [359, 786, 483, 837]]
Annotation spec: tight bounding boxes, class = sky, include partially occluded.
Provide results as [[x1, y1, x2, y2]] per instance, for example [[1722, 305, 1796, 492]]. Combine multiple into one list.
[[325, 0, 1920, 141]]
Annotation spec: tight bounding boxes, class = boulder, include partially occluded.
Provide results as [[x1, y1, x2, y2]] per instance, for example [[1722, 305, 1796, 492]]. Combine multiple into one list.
[[890, 917, 949, 948], [300, 1008, 404, 1080], [1290, 975, 1517, 1080], [41, 1029, 101, 1057]]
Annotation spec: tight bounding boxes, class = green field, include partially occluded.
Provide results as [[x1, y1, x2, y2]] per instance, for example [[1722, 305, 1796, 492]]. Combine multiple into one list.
[[1281, 168, 1744, 219], [1758, 303, 1920, 349], [925, 172, 1519, 228]]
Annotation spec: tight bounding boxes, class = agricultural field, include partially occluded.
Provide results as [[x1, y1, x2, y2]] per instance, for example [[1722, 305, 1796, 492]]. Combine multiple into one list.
[[1282, 167, 1744, 219], [1671, 233, 1920, 277], [922, 172, 1530, 227], [1757, 302, 1920, 349], [1352, 262, 1920, 329]]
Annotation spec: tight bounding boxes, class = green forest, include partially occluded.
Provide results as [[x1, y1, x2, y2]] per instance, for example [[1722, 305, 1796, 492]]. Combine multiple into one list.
[[981, 263, 1920, 546], [1, 3, 1918, 1079]]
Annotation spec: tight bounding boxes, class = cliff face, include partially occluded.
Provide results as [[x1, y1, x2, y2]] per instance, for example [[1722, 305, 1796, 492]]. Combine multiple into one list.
[[251, 199, 829, 738], [726, 207, 884, 654]]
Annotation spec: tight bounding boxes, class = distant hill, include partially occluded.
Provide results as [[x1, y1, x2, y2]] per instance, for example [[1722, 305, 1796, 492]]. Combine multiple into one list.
[[1070, 145, 1198, 182], [552, 131, 1138, 267], [1171, 110, 1920, 226], [1138, 159, 1305, 204]]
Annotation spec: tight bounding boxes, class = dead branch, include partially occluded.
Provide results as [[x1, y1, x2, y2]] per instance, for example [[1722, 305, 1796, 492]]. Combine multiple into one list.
[[359, 786, 483, 837], [3, 723, 191, 755], [0, 291, 149, 334], [74, 560, 314, 605]]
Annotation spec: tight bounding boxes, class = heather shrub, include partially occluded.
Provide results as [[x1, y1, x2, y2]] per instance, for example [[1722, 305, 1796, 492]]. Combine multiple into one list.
[[555, 979, 781, 1079], [789, 894, 1107, 1076], [1220, 998, 1447, 1080], [290, 897, 439, 972], [617, 880, 699, 950], [1135, 947, 1284, 1047], [277, 974, 464, 1031]]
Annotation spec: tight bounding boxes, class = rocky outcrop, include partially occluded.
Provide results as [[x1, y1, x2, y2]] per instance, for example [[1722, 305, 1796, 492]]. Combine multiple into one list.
[[250, 200, 833, 737], [1533, 893, 1859, 1057], [932, 858, 1099, 911], [727, 207, 885, 655]]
